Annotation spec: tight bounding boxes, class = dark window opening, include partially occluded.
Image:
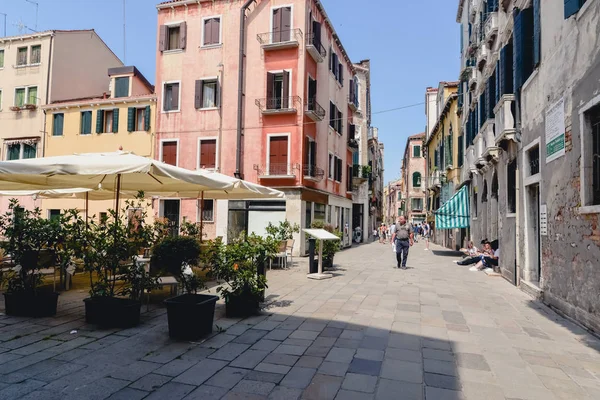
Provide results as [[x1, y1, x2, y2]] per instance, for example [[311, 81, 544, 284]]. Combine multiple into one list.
[[528, 146, 540, 176], [591, 106, 600, 205], [507, 158, 517, 213]]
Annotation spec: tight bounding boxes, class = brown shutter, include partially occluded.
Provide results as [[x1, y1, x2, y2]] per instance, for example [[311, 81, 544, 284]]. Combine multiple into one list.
[[308, 77, 317, 101], [270, 136, 288, 175], [313, 21, 321, 47], [159, 25, 167, 51], [339, 63, 344, 85], [171, 83, 179, 110], [194, 80, 202, 109], [162, 142, 177, 166], [212, 18, 220, 45], [304, 136, 309, 166], [204, 19, 212, 45], [282, 70, 290, 108], [281, 7, 291, 41], [216, 79, 221, 108], [200, 139, 216, 169], [311, 141, 316, 168], [179, 22, 187, 49], [272, 8, 281, 43], [266, 73, 275, 109]]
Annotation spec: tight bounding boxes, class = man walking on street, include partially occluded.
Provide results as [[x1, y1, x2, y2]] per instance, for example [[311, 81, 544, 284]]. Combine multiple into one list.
[[392, 215, 414, 269]]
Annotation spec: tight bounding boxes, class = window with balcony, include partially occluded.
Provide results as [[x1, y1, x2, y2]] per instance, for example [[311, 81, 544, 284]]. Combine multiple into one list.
[[7, 142, 36, 160], [80, 111, 92, 135], [52, 113, 64, 136], [197, 199, 214, 222], [266, 71, 290, 110], [203, 17, 221, 46], [17, 47, 27, 66], [163, 82, 180, 112], [30, 45, 41, 64], [305, 138, 317, 178], [268, 136, 289, 175], [195, 79, 219, 109], [114, 77, 130, 98], [412, 172, 422, 188], [272, 6, 292, 43], [199, 138, 217, 170], [159, 23, 187, 52], [96, 109, 119, 133]]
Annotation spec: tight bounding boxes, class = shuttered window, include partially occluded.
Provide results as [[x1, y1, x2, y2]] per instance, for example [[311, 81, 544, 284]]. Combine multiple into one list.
[[328, 154, 333, 179], [127, 107, 145, 132], [266, 72, 289, 110], [269, 136, 288, 175], [115, 77, 129, 98], [487, 71, 496, 120], [199, 139, 217, 169], [513, 8, 535, 91], [272, 6, 292, 43], [80, 111, 92, 135], [0, 49, 4, 68], [591, 107, 600, 205], [413, 145, 421, 158], [52, 113, 64, 136], [195, 79, 219, 109], [203, 17, 221, 46], [198, 199, 214, 222], [30, 45, 41, 64], [499, 42, 514, 96], [329, 102, 336, 129], [163, 82, 180, 111], [159, 23, 187, 51], [533, 0, 541, 67], [17, 47, 27, 66], [413, 172, 422, 188], [144, 106, 151, 131], [162, 141, 178, 166]]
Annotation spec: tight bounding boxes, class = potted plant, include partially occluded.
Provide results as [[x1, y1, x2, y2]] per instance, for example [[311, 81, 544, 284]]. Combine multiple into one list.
[[82, 195, 158, 328], [0, 200, 65, 317], [23, 104, 37, 111], [265, 220, 299, 267], [153, 236, 219, 340], [9, 106, 21, 112], [310, 221, 342, 270], [214, 233, 278, 318]]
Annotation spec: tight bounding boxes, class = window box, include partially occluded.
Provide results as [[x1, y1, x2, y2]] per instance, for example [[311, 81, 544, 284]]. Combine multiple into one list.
[[23, 104, 37, 111], [10, 106, 21, 112]]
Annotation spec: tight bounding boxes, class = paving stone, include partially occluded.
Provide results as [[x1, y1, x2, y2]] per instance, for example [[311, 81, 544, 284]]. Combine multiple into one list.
[[254, 363, 291, 375], [251, 339, 281, 352], [423, 348, 455, 362], [318, 361, 349, 377], [422, 339, 452, 351], [299, 322, 327, 332], [200, 334, 237, 349], [325, 347, 355, 363], [388, 334, 421, 351], [380, 359, 422, 383], [19, 390, 64, 400], [305, 346, 332, 357], [179, 346, 215, 361], [359, 336, 388, 351], [130, 373, 171, 391], [106, 388, 149, 400], [173, 358, 228, 386], [144, 382, 196, 400], [263, 329, 293, 341], [290, 330, 320, 340], [335, 390, 374, 400], [233, 380, 276, 396], [154, 359, 198, 377], [347, 358, 382, 376], [340, 330, 364, 340], [375, 378, 423, 400], [10, 339, 63, 356], [110, 360, 161, 381], [66, 376, 130, 399], [455, 353, 490, 371], [319, 328, 343, 338], [231, 349, 270, 369], [208, 343, 251, 362], [355, 349, 384, 361], [424, 372, 462, 391], [301, 373, 343, 400], [384, 347, 422, 363], [252, 320, 280, 331], [425, 386, 466, 400], [296, 355, 324, 369], [227, 324, 252, 336], [280, 366, 316, 389], [51, 348, 93, 362], [0, 379, 45, 399], [268, 386, 302, 400], [424, 358, 457, 377], [263, 353, 299, 366], [183, 384, 229, 400], [341, 373, 378, 393], [234, 329, 269, 345], [205, 367, 249, 389], [442, 311, 467, 325], [334, 339, 361, 349], [246, 370, 285, 384]]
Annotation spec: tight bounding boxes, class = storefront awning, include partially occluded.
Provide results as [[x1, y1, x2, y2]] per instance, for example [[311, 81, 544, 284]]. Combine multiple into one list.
[[434, 185, 470, 229]]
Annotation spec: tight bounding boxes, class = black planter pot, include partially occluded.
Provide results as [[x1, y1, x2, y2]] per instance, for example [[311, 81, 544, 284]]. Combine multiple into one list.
[[312, 255, 334, 270], [225, 291, 260, 318], [83, 297, 141, 328], [4, 292, 59, 317], [257, 262, 267, 302], [164, 293, 219, 340]]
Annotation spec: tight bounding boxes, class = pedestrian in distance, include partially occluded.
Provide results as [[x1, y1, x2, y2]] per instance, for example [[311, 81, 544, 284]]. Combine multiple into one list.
[[423, 222, 431, 251], [392, 215, 414, 269]]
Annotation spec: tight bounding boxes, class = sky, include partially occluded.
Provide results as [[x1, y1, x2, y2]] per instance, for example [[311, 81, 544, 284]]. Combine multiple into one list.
[[0, 0, 459, 184]]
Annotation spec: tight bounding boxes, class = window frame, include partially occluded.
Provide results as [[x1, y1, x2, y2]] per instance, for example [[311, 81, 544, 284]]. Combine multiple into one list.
[[80, 110, 93, 135], [52, 113, 64, 136], [48, 209, 61, 221], [270, 4, 294, 44], [114, 76, 130, 98], [135, 108, 145, 131], [26, 86, 38, 105], [30, 45, 41, 65], [266, 133, 291, 176], [201, 15, 223, 48], [411, 197, 423, 211], [523, 137, 541, 187], [159, 139, 180, 167], [328, 152, 334, 180], [197, 199, 215, 223], [412, 172, 422, 188], [266, 69, 292, 110], [579, 95, 600, 213], [103, 109, 114, 133], [162, 80, 181, 113], [16, 47, 28, 66], [198, 77, 219, 110], [197, 136, 219, 171], [413, 145, 421, 158], [0, 49, 4, 69], [5, 141, 37, 160], [167, 25, 181, 51]]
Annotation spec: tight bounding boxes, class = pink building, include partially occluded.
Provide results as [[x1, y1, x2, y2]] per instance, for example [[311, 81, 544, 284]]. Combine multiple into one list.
[[155, 0, 359, 254]]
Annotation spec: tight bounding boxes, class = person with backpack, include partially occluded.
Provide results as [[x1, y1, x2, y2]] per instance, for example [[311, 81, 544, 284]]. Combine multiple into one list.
[[392, 215, 414, 269]]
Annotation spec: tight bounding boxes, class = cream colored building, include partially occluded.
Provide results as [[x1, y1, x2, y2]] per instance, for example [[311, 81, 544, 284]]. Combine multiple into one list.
[[0, 29, 123, 211]]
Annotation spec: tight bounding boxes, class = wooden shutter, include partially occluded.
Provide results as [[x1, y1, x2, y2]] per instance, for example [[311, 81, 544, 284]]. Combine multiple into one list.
[[281, 7, 291, 41], [495, 61, 500, 105], [308, 77, 317, 101], [179, 22, 187, 49], [144, 106, 151, 131], [195, 80, 203, 109], [328, 47, 333, 71], [282, 70, 290, 108], [272, 8, 281, 43], [564, 0, 581, 19], [310, 141, 316, 168], [332, 54, 338, 80], [269, 136, 288, 174], [112, 109, 119, 133], [349, 81, 354, 105], [204, 19, 213, 45], [337, 110, 343, 133], [200, 139, 216, 169], [212, 18, 220, 44], [313, 21, 321, 47], [159, 25, 167, 51], [349, 124, 355, 140], [533, 0, 541, 66], [96, 110, 104, 133], [339, 63, 344, 86], [171, 84, 179, 110], [329, 102, 335, 128], [458, 136, 464, 167], [215, 80, 221, 108], [127, 107, 135, 132], [162, 142, 177, 166], [266, 73, 275, 109], [448, 135, 453, 166]]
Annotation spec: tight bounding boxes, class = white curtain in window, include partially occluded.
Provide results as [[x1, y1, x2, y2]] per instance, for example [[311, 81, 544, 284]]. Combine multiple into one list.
[[203, 83, 216, 108]]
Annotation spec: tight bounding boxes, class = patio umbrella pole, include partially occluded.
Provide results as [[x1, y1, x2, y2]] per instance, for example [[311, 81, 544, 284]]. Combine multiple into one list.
[[85, 192, 89, 227], [200, 191, 204, 241], [115, 174, 122, 221]]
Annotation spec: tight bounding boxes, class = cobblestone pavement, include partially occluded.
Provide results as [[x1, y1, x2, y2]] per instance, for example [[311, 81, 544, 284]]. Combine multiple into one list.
[[1, 240, 600, 399]]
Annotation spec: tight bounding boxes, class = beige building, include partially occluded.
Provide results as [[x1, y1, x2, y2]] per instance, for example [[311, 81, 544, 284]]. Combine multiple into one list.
[[0, 29, 123, 211], [401, 133, 426, 224]]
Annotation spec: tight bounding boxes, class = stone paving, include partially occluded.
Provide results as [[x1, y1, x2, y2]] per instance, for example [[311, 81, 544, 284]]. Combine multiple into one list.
[[0, 240, 600, 399]]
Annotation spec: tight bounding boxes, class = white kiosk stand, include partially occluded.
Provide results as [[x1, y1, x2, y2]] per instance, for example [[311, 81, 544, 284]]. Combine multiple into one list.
[[303, 228, 340, 280]]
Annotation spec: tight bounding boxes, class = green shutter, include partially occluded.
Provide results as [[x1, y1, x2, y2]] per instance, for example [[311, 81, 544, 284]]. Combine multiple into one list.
[[112, 109, 119, 133], [127, 107, 135, 132], [96, 110, 104, 133], [144, 106, 151, 131], [458, 136, 464, 167], [448, 135, 453, 166], [53, 114, 63, 136]]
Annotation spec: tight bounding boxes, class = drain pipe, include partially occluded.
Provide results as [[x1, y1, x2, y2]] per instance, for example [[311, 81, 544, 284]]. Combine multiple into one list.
[[236, 0, 255, 179]]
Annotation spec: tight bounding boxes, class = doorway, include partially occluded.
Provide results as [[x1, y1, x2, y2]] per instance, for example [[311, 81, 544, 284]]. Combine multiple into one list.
[[526, 184, 541, 284], [161, 199, 181, 236]]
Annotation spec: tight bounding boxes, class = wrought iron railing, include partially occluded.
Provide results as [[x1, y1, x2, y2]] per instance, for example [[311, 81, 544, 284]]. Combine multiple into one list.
[[255, 96, 302, 112], [257, 28, 303, 45], [254, 163, 299, 177], [305, 98, 325, 119], [306, 33, 326, 57], [303, 164, 324, 180]]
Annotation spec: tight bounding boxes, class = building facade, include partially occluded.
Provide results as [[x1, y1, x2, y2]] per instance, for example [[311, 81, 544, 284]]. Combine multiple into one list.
[[424, 81, 463, 249], [457, 0, 600, 333], [384, 178, 403, 225], [401, 133, 426, 224], [155, 0, 361, 255], [0, 30, 123, 211], [41, 66, 156, 221]]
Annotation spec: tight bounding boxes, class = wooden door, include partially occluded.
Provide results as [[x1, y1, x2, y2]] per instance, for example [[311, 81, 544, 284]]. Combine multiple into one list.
[[269, 136, 288, 175]]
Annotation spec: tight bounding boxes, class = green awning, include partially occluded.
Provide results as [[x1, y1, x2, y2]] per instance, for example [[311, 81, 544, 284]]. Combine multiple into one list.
[[434, 185, 470, 229]]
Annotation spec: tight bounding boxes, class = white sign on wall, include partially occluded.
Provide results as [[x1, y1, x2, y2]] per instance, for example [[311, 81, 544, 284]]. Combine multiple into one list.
[[545, 97, 566, 163], [540, 204, 548, 236]]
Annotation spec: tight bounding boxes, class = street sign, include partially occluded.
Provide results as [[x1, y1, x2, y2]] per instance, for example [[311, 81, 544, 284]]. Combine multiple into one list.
[[540, 204, 548, 236]]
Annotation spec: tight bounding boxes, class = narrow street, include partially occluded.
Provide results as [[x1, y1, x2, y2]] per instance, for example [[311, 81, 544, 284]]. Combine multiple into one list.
[[1, 241, 599, 400]]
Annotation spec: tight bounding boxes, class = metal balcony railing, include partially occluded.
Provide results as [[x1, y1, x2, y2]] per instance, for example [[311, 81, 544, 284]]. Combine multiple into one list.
[[306, 33, 326, 62], [257, 29, 302, 48], [348, 138, 359, 149], [305, 98, 326, 121], [255, 96, 302, 114], [303, 164, 324, 181], [254, 163, 299, 178]]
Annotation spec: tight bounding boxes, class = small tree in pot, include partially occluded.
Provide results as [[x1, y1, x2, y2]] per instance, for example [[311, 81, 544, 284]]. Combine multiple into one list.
[[153, 236, 219, 340]]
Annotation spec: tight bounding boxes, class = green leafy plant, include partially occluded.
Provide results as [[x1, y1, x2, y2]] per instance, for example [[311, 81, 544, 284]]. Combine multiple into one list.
[[310, 221, 342, 261], [265, 220, 300, 241], [180, 220, 206, 240], [151, 236, 205, 294]]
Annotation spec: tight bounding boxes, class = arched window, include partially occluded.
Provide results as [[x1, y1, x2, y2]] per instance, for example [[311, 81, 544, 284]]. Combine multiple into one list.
[[413, 172, 422, 188]]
